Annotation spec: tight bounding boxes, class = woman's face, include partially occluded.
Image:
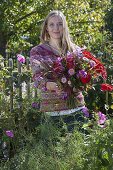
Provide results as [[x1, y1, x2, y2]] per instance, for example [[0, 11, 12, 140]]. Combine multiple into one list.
[[47, 15, 63, 40]]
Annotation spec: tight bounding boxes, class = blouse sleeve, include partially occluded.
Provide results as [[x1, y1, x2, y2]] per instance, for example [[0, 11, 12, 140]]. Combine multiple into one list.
[[30, 46, 48, 89]]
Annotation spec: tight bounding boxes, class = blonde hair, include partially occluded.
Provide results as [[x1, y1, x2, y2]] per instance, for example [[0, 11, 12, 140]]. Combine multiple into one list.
[[40, 10, 75, 55]]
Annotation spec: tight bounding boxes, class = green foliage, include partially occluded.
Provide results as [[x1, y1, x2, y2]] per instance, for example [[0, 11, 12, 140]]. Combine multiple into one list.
[[1, 119, 113, 170], [0, 0, 112, 56], [105, 3, 113, 39], [0, 0, 55, 56]]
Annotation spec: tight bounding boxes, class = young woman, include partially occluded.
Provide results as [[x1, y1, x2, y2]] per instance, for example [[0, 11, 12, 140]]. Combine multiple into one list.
[[30, 10, 86, 132]]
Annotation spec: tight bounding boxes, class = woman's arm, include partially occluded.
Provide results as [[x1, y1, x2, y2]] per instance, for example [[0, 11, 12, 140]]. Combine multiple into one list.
[[30, 46, 47, 89], [30, 46, 61, 93]]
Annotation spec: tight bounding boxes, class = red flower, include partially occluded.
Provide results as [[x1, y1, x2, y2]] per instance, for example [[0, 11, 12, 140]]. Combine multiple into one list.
[[94, 63, 107, 80], [82, 50, 107, 80], [101, 83, 113, 91], [53, 60, 64, 74], [80, 73, 91, 84]]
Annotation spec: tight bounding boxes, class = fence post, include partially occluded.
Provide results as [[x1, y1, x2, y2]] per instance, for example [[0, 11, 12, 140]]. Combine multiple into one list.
[[17, 60, 22, 114], [9, 58, 13, 112], [26, 57, 30, 99]]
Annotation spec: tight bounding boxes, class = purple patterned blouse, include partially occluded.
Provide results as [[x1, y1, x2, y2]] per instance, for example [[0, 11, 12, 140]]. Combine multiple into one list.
[[30, 43, 85, 112]]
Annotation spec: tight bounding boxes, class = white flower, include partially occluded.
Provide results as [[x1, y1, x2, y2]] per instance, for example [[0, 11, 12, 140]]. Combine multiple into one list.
[[68, 80, 71, 86], [61, 77, 67, 83]]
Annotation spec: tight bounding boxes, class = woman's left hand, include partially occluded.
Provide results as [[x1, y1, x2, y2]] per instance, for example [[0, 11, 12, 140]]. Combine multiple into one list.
[[46, 82, 62, 95]]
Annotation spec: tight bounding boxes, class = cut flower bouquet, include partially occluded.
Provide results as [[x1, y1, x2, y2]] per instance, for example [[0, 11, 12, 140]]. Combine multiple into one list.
[[40, 47, 107, 107]]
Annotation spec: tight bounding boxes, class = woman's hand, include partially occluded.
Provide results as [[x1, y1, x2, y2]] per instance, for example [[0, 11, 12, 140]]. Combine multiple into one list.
[[46, 82, 61, 94], [46, 82, 58, 91]]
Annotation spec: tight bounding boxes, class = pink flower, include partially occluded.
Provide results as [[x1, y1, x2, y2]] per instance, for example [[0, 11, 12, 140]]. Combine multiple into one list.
[[97, 111, 107, 125], [5, 130, 14, 138], [66, 55, 75, 69], [17, 54, 25, 63], [57, 57, 62, 61], [68, 68, 75, 76], [61, 77, 67, 83]]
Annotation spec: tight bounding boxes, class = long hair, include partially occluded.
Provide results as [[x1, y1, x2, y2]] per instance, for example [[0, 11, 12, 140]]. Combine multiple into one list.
[[40, 10, 75, 55]]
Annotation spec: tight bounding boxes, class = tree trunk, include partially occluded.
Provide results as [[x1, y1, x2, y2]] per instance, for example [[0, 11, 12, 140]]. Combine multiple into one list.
[[0, 32, 7, 58]]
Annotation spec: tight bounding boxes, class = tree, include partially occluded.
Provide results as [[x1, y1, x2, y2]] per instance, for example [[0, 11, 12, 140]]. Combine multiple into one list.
[[0, 0, 110, 57], [0, 0, 55, 57], [105, 1, 113, 39]]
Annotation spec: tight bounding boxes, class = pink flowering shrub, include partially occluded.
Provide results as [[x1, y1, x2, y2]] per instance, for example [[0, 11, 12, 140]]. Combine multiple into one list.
[[17, 54, 25, 63]]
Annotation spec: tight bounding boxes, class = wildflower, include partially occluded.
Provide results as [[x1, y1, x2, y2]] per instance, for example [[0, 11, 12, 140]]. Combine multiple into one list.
[[5, 130, 14, 138], [17, 54, 25, 63]]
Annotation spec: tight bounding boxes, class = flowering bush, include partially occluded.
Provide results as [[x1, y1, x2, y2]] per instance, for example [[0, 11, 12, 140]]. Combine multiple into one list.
[[17, 54, 25, 63]]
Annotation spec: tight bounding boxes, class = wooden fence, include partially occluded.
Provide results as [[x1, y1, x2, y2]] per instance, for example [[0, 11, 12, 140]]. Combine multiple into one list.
[[0, 57, 39, 129]]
